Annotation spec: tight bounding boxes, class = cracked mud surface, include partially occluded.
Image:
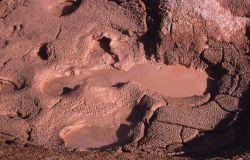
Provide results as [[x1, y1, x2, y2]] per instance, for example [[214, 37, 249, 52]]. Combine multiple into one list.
[[0, 0, 249, 159]]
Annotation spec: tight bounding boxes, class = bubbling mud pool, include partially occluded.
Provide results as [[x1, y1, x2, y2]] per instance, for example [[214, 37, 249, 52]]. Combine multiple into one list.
[[44, 63, 209, 150]]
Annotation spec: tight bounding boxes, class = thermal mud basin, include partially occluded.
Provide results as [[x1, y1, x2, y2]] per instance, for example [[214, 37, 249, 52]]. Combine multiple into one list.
[[54, 63, 209, 150], [43, 63, 209, 97]]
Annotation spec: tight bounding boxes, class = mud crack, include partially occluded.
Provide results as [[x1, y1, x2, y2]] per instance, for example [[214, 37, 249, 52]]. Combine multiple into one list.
[[139, 0, 161, 59]]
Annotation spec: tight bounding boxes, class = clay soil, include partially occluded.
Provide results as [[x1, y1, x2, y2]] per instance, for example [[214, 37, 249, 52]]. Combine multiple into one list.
[[0, 0, 250, 159]]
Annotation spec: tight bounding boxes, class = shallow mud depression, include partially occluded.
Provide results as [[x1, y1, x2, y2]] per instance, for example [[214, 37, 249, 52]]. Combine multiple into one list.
[[45, 63, 209, 150]]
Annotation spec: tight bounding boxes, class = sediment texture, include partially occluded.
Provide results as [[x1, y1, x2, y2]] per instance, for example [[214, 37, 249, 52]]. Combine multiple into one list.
[[0, 0, 249, 159]]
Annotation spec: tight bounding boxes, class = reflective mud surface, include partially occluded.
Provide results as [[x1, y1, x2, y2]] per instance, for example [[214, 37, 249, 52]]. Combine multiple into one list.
[[44, 63, 208, 98]]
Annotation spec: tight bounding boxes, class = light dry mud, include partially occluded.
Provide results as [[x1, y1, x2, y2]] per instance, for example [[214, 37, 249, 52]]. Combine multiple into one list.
[[0, 0, 249, 159]]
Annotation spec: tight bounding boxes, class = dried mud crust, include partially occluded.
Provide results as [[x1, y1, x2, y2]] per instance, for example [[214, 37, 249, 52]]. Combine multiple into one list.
[[0, 0, 249, 159]]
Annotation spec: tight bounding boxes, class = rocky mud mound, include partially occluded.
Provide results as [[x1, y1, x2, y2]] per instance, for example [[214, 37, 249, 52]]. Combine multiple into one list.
[[0, 0, 249, 159]]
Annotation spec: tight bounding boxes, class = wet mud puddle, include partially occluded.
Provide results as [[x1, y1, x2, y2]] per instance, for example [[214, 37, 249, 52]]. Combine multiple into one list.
[[44, 63, 208, 150], [60, 126, 119, 150], [44, 63, 208, 97], [60, 123, 132, 150]]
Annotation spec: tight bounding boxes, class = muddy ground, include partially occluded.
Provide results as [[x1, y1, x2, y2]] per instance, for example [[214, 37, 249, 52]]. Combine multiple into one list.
[[0, 0, 249, 159]]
